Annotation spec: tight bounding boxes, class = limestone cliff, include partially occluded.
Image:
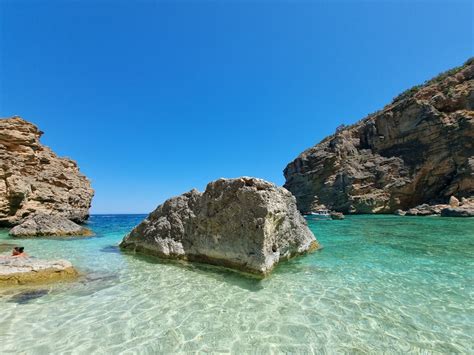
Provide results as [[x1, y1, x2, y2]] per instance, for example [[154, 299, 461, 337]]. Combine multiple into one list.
[[0, 117, 94, 226], [284, 58, 474, 214]]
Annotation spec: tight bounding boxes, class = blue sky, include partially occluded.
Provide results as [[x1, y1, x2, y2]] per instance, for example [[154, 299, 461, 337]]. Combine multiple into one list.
[[1, 0, 472, 213]]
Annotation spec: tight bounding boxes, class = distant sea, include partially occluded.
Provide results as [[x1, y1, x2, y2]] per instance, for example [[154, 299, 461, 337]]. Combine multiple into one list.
[[1, 214, 473, 353]]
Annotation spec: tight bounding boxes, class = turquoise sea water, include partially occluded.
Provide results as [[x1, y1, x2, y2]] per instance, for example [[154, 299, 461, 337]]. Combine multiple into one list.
[[0, 215, 473, 353]]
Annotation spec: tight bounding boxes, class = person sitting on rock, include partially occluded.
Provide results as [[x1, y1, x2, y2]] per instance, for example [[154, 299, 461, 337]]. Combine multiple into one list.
[[12, 246, 28, 257]]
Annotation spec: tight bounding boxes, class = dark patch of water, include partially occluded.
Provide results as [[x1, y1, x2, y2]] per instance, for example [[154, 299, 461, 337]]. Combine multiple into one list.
[[100, 245, 120, 254], [8, 289, 49, 304]]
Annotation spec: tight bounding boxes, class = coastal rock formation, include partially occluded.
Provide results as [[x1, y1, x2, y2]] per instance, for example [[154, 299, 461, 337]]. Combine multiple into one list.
[[9, 214, 93, 237], [284, 58, 474, 214], [0, 257, 78, 286], [405, 204, 446, 216], [394, 196, 474, 217], [330, 211, 344, 220], [441, 207, 474, 217], [0, 117, 94, 226], [441, 197, 474, 217], [120, 177, 319, 276]]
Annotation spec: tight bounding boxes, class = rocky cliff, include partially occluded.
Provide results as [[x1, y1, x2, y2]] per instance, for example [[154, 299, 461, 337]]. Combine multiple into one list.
[[284, 58, 474, 214], [0, 117, 94, 226]]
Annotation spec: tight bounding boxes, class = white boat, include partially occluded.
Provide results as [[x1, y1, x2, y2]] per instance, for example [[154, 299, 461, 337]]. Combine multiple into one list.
[[306, 209, 331, 218]]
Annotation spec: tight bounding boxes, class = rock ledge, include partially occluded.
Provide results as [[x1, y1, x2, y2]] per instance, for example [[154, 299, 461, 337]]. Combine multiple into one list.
[[0, 258, 78, 286], [9, 214, 93, 237]]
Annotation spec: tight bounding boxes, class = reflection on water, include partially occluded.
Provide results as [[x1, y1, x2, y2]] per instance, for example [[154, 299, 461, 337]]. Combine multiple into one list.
[[0, 214, 473, 353]]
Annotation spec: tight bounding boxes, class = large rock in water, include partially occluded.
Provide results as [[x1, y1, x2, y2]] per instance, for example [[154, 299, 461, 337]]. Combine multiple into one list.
[[120, 177, 319, 276], [9, 214, 93, 237], [284, 58, 474, 214], [0, 117, 94, 227], [0, 257, 78, 286]]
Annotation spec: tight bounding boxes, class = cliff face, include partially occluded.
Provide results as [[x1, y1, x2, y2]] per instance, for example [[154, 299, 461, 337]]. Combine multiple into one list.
[[284, 59, 474, 214], [0, 117, 94, 226]]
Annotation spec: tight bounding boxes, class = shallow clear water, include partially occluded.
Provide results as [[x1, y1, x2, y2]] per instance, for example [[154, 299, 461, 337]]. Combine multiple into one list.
[[0, 215, 473, 353]]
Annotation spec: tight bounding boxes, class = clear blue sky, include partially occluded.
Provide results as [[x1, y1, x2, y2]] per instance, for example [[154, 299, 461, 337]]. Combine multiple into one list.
[[1, 0, 472, 213]]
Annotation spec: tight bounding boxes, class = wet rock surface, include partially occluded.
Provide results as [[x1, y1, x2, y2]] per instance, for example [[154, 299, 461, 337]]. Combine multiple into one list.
[[120, 177, 319, 276], [284, 59, 474, 214], [0, 117, 94, 227]]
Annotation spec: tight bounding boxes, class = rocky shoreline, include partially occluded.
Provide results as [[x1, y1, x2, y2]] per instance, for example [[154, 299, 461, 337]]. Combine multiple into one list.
[[394, 196, 474, 217]]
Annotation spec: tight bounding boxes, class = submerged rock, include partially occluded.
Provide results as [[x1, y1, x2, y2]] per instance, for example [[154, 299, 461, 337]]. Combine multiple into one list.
[[0, 257, 78, 286], [120, 177, 319, 276], [284, 58, 474, 214], [0, 116, 94, 227], [9, 214, 93, 237]]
